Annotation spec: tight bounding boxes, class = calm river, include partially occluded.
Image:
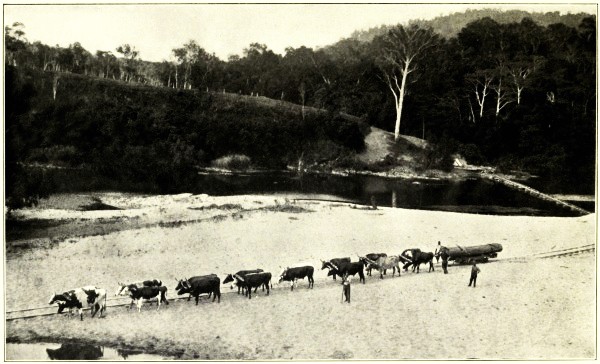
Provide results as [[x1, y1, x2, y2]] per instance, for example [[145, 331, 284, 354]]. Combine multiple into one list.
[[38, 168, 593, 216]]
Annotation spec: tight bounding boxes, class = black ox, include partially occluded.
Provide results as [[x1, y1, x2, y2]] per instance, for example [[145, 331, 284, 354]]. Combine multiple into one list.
[[399, 249, 435, 273], [176, 275, 221, 304], [234, 272, 272, 299], [323, 260, 365, 284], [320, 257, 350, 280], [278, 266, 314, 290], [175, 274, 217, 301], [223, 269, 264, 294]]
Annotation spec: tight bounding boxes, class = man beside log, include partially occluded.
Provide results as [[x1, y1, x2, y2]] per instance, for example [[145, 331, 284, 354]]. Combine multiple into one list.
[[440, 248, 449, 274], [468, 262, 481, 287], [434, 241, 444, 262]]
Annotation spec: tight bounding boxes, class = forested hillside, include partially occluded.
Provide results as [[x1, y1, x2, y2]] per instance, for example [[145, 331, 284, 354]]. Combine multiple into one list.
[[349, 9, 591, 41], [5, 9, 597, 208], [5, 66, 367, 208]]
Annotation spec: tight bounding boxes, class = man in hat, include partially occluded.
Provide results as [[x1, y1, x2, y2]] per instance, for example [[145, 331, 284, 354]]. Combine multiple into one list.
[[440, 247, 449, 274], [468, 262, 481, 287], [434, 241, 443, 262], [342, 273, 351, 303]]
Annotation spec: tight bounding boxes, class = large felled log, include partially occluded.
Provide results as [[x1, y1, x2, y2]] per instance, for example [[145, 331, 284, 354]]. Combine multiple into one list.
[[444, 243, 503, 260]]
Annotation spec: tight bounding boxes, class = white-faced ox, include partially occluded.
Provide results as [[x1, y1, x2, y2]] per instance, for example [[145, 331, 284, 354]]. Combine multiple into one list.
[[223, 269, 264, 294], [278, 266, 314, 291], [114, 279, 163, 308], [234, 272, 272, 299], [359, 255, 401, 279], [323, 260, 366, 284], [116, 284, 168, 312], [362, 253, 388, 276], [320, 258, 350, 280], [48, 286, 107, 320], [175, 275, 221, 304]]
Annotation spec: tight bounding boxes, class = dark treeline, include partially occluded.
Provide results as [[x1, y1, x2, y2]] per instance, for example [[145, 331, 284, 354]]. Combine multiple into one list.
[[5, 10, 597, 208], [350, 8, 591, 42], [5, 66, 367, 209]]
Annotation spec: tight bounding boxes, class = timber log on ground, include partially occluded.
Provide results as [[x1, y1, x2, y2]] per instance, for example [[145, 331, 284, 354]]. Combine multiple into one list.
[[441, 243, 503, 264]]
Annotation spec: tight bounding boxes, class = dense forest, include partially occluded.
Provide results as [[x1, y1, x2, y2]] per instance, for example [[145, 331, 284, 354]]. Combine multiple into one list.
[[350, 8, 592, 41], [5, 9, 596, 209]]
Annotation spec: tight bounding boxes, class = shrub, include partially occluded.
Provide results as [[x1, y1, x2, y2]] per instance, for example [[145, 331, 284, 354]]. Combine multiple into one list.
[[211, 154, 252, 171], [457, 143, 485, 165], [331, 153, 369, 171], [5, 164, 52, 212], [28, 145, 82, 166]]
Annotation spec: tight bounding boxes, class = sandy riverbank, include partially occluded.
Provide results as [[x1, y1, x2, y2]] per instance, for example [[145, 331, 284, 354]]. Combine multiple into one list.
[[5, 193, 597, 359]]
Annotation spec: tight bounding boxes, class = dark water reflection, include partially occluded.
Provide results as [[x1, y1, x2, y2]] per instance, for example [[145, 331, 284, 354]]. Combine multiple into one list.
[[7, 342, 168, 360], [46, 343, 103, 360], [40, 168, 590, 216]]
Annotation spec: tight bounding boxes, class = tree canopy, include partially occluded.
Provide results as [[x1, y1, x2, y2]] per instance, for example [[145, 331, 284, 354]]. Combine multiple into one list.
[[5, 10, 597, 208]]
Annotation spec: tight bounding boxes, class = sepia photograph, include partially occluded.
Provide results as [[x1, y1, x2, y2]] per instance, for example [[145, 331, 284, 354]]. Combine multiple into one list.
[[3, 2, 597, 360]]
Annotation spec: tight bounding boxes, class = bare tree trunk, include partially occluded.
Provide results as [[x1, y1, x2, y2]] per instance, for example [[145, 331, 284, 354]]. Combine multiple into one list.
[[493, 78, 513, 119], [394, 63, 410, 141], [297, 151, 304, 175], [53, 75, 59, 100], [468, 98, 476, 123], [474, 77, 491, 119]]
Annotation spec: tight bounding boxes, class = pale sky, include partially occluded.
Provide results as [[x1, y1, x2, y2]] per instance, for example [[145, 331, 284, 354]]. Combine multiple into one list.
[[4, 3, 597, 62]]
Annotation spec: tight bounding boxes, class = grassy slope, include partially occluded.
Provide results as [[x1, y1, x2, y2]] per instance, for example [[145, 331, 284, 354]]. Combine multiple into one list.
[[356, 126, 429, 165]]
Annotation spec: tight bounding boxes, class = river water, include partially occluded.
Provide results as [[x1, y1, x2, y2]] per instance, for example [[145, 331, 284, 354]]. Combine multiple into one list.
[[6, 342, 170, 360], [39, 168, 593, 216]]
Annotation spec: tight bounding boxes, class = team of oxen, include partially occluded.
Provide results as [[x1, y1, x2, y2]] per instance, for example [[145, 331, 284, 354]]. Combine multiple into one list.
[[48, 248, 435, 319]]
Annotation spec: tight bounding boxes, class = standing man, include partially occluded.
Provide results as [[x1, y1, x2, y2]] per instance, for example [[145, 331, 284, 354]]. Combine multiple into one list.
[[435, 241, 443, 262], [468, 262, 481, 287], [342, 273, 351, 303], [440, 247, 449, 274]]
